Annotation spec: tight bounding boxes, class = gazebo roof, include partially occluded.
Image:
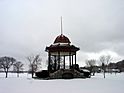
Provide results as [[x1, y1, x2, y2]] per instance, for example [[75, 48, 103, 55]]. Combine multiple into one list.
[[46, 34, 79, 53], [46, 44, 79, 52], [54, 34, 71, 44]]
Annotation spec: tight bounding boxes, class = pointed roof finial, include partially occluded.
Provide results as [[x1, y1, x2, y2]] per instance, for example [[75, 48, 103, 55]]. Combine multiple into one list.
[[61, 16, 63, 35]]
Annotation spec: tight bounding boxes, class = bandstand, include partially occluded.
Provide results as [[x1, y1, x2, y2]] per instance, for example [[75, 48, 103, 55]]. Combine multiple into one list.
[[35, 18, 91, 79], [45, 17, 82, 79], [46, 34, 80, 72]]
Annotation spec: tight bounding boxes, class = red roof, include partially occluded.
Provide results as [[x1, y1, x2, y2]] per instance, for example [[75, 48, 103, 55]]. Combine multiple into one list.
[[54, 34, 71, 44], [46, 45, 80, 52]]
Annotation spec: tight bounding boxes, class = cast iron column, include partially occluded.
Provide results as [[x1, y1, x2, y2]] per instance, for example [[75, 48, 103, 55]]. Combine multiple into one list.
[[58, 51, 60, 70], [69, 52, 71, 69], [63, 55, 65, 69], [72, 55, 73, 68], [75, 53, 76, 68], [48, 52, 51, 72]]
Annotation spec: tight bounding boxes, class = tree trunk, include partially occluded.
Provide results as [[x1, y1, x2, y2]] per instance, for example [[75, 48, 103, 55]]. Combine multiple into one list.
[[32, 72, 34, 78], [103, 70, 105, 78], [5, 72, 8, 78], [31, 64, 34, 78], [93, 72, 95, 76], [17, 72, 19, 77], [102, 63, 105, 78]]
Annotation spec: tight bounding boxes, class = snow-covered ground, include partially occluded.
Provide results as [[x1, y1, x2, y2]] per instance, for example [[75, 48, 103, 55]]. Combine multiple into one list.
[[0, 73, 124, 93]]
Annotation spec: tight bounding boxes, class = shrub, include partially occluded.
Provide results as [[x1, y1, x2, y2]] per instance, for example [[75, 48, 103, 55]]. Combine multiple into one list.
[[35, 70, 49, 78]]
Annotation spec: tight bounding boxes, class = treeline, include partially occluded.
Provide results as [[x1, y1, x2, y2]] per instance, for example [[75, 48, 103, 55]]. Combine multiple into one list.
[[0, 54, 42, 78], [0, 56, 23, 78], [83, 55, 124, 78], [108, 60, 124, 72], [83, 60, 124, 74]]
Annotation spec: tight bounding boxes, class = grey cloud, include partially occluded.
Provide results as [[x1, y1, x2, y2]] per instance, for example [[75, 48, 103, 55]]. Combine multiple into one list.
[[0, 0, 124, 64]]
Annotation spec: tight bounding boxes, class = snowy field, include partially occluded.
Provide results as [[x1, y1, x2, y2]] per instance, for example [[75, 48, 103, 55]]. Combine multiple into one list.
[[0, 73, 124, 93]]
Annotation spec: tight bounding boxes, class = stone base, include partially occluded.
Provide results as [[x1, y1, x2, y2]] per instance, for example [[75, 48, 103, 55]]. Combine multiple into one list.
[[49, 69, 85, 79]]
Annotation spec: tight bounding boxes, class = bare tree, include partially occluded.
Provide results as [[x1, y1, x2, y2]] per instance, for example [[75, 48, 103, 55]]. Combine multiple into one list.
[[99, 55, 112, 78], [27, 54, 42, 78], [13, 61, 24, 77], [106, 55, 112, 72], [99, 56, 106, 78], [0, 56, 16, 78], [85, 59, 96, 76]]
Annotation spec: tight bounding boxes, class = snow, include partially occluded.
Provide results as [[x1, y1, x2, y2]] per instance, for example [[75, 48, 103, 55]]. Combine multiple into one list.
[[0, 73, 124, 93]]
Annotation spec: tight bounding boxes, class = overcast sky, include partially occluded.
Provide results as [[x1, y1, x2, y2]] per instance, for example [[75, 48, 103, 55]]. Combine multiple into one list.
[[0, 0, 124, 68]]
